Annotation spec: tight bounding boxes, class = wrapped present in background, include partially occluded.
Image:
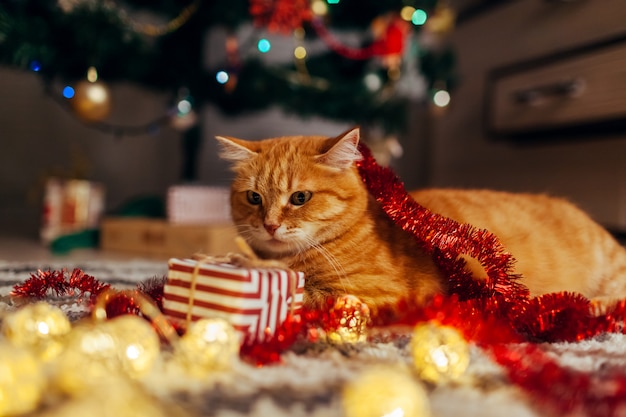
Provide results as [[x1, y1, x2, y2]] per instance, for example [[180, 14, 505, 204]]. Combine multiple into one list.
[[163, 258, 305, 343], [166, 185, 230, 224], [40, 178, 105, 244]]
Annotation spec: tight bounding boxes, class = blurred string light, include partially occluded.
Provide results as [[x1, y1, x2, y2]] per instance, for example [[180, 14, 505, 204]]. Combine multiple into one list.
[[293, 27, 308, 61], [292, 27, 314, 85], [363, 73, 382, 92], [62, 86, 75, 99], [29, 60, 41, 72], [87, 66, 98, 82], [170, 87, 197, 131], [175, 88, 193, 116], [216, 70, 230, 84], [399, 6, 428, 25], [433, 89, 451, 108], [311, 0, 328, 16], [412, 9, 428, 26], [400, 6, 415, 21], [177, 98, 192, 114], [294, 45, 307, 59], [257, 38, 271, 53]]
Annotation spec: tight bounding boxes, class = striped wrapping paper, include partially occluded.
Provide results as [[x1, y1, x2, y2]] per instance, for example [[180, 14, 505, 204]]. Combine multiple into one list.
[[163, 258, 305, 343]]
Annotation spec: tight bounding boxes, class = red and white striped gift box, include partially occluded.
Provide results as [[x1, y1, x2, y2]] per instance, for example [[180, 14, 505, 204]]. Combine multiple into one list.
[[163, 258, 305, 343]]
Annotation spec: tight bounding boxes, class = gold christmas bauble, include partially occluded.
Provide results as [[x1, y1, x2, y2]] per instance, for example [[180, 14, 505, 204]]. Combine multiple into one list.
[[0, 343, 46, 416], [2, 302, 71, 361], [71, 80, 111, 122], [326, 295, 371, 344], [54, 315, 160, 395], [411, 322, 470, 384], [342, 365, 430, 417], [104, 315, 161, 378], [175, 318, 239, 374]]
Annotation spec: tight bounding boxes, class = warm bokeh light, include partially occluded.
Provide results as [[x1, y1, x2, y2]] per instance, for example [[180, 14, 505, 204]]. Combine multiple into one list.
[[294, 46, 307, 59], [433, 89, 451, 107]]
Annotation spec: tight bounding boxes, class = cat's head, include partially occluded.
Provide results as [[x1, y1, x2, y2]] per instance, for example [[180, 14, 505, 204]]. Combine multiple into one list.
[[216, 128, 367, 257]]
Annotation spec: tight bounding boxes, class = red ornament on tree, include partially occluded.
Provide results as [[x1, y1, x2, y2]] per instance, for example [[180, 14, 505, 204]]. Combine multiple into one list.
[[369, 15, 410, 69], [249, 0, 312, 34]]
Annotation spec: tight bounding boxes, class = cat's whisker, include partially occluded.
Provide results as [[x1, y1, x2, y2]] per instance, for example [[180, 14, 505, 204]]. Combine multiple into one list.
[[234, 225, 258, 242], [301, 235, 352, 294]]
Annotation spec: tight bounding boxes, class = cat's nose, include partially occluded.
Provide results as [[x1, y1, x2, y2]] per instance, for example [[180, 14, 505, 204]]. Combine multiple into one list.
[[264, 223, 280, 236]]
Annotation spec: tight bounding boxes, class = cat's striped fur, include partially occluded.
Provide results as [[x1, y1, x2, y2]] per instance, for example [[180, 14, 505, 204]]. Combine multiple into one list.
[[217, 128, 626, 312]]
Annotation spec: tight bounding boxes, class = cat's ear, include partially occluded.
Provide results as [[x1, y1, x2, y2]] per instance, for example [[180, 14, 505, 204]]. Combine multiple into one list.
[[316, 127, 362, 170], [215, 136, 257, 163]]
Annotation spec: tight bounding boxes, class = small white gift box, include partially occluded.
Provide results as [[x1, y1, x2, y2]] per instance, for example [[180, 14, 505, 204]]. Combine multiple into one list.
[[166, 185, 230, 224]]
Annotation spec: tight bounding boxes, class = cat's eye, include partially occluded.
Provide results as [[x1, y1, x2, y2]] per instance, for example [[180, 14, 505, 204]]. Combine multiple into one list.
[[290, 191, 312, 206], [246, 190, 262, 205]]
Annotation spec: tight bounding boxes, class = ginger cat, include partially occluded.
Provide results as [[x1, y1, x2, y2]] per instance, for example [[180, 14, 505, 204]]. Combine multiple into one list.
[[216, 127, 626, 312]]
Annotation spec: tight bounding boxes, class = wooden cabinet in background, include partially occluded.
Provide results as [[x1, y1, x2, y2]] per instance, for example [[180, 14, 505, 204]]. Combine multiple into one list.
[[430, 0, 626, 230], [487, 37, 626, 137]]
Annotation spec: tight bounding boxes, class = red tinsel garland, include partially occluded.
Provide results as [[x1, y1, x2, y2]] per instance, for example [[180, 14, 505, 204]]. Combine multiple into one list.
[[12, 268, 110, 303], [12, 270, 167, 320], [356, 143, 528, 302]]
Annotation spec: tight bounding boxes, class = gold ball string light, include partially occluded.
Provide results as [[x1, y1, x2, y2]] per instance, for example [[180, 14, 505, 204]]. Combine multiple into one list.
[[0, 343, 47, 416], [1, 302, 71, 362], [342, 365, 430, 417], [53, 289, 175, 395], [53, 315, 161, 395], [174, 318, 240, 375], [326, 295, 371, 344], [410, 322, 470, 384]]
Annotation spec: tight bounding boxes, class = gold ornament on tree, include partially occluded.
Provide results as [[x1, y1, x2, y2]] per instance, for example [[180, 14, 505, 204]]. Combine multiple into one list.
[[70, 67, 112, 122], [410, 322, 470, 384]]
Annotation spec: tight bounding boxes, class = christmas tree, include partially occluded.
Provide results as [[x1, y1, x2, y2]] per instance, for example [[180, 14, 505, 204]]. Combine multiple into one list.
[[0, 0, 456, 180], [0, 0, 457, 178]]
